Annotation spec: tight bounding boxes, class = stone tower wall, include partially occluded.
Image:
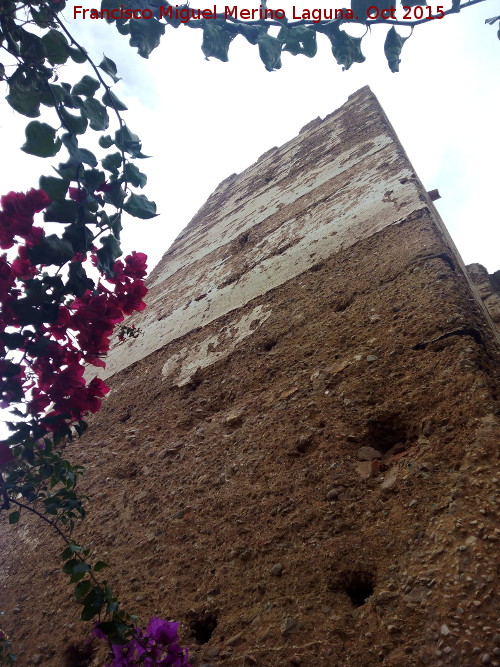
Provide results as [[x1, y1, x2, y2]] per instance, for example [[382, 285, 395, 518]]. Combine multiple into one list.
[[1, 87, 499, 667]]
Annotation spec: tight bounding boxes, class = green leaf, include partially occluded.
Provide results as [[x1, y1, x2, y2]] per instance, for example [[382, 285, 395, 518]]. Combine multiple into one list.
[[56, 163, 80, 181], [102, 151, 122, 174], [39, 175, 69, 201], [70, 561, 90, 583], [61, 543, 82, 560], [129, 18, 165, 59], [384, 26, 409, 73], [106, 600, 119, 614], [62, 558, 78, 574], [109, 212, 122, 238], [20, 29, 47, 65], [0, 332, 25, 350], [28, 234, 74, 266], [123, 193, 158, 219], [102, 182, 125, 208], [81, 584, 105, 618], [257, 33, 282, 72], [61, 133, 98, 167], [125, 163, 147, 188], [30, 5, 53, 29], [82, 167, 106, 190], [132, 151, 151, 160], [102, 89, 128, 111], [72, 75, 100, 97], [74, 419, 88, 437], [114, 126, 141, 157], [98, 55, 121, 83], [320, 23, 365, 71], [59, 107, 88, 135], [41, 29, 70, 65], [21, 121, 62, 157], [201, 23, 234, 62], [6, 88, 41, 118], [116, 21, 131, 36], [43, 199, 80, 224], [1, 361, 22, 378], [99, 134, 114, 149], [81, 605, 99, 621], [8, 511, 20, 524], [40, 83, 66, 108], [96, 234, 122, 275], [94, 561, 108, 572], [69, 47, 87, 64], [81, 98, 109, 131], [235, 24, 260, 45], [74, 580, 92, 602], [279, 26, 317, 58]]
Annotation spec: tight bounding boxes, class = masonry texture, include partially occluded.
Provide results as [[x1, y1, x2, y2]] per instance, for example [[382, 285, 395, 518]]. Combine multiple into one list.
[[1, 87, 499, 667]]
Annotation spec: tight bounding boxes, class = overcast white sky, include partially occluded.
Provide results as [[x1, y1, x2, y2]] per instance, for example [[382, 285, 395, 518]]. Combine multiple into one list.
[[1, 1, 499, 274]]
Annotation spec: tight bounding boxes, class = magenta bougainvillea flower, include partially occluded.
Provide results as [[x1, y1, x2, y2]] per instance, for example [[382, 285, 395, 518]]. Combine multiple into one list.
[[0, 189, 50, 248], [96, 617, 190, 667], [68, 187, 87, 203], [124, 251, 148, 280]]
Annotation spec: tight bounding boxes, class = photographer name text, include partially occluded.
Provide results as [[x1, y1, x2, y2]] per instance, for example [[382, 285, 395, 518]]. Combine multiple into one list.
[[73, 5, 446, 21]]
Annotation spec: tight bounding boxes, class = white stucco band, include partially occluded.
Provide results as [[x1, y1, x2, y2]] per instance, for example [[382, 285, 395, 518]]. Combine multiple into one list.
[[98, 87, 432, 381]]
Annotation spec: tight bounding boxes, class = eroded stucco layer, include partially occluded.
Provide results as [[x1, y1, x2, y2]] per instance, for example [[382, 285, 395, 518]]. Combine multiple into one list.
[[1, 87, 499, 667], [100, 86, 444, 380]]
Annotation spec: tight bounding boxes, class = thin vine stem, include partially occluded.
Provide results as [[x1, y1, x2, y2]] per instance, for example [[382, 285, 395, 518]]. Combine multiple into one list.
[[8, 497, 103, 588]]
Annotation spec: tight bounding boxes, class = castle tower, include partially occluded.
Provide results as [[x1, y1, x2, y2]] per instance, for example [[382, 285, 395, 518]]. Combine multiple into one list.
[[1, 86, 499, 666]]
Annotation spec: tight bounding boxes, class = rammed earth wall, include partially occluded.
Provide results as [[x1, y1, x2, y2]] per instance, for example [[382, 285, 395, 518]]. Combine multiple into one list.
[[1, 86, 499, 666]]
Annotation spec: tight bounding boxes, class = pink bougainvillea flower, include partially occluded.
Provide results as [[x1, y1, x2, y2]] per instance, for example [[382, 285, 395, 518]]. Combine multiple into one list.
[[1, 191, 33, 219], [28, 389, 51, 416], [25, 188, 51, 213], [69, 187, 87, 203], [11, 246, 37, 280], [26, 225, 45, 247], [108, 259, 125, 284], [124, 252, 148, 280], [0, 189, 50, 248], [116, 281, 148, 315], [96, 181, 113, 193], [1, 189, 50, 220], [69, 292, 124, 361], [48, 305, 72, 341], [146, 617, 181, 646], [39, 362, 85, 401], [52, 376, 110, 418]]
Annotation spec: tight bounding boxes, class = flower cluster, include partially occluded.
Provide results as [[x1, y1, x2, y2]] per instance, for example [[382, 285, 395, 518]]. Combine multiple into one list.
[[0, 189, 148, 428], [96, 617, 191, 667], [0, 189, 50, 250]]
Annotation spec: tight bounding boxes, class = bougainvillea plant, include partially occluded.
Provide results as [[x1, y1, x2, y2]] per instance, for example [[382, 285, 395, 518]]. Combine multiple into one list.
[[0, 184, 192, 663], [0, 0, 497, 663], [0, 0, 183, 656]]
